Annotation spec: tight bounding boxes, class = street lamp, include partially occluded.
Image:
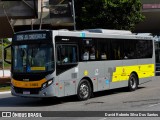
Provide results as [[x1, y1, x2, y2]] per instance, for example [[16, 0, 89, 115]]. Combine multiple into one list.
[[39, 0, 43, 30], [71, 0, 76, 30]]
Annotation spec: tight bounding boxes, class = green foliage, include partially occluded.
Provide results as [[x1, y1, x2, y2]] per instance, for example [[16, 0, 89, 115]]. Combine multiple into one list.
[[0, 85, 10, 92], [3, 38, 11, 45], [75, 0, 144, 30], [0, 38, 11, 46], [0, 41, 11, 69]]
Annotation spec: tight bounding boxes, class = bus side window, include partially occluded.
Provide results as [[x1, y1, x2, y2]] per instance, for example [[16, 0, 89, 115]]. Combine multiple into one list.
[[82, 49, 89, 60], [82, 46, 96, 61], [97, 39, 109, 60], [81, 39, 97, 61], [101, 52, 107, 60], [111, 39, 123, 60], [90, 46, 96, 60]]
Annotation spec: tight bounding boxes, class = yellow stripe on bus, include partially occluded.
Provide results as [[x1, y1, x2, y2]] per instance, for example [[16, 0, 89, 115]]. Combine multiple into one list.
[[11, 78, 47, 88], [112, 64, 155, 82]]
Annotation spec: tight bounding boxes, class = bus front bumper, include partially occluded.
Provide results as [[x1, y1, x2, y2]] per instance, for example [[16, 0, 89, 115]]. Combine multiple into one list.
[[11, 84, 57, 98]]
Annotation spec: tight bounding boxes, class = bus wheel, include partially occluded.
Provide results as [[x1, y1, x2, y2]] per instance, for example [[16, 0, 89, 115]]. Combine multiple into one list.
[[128, 73, 138, 91], [77, 79, 91, 101]]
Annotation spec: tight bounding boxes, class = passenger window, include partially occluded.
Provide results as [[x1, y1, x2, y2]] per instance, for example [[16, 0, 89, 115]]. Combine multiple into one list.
[[90, 46, 96, 60], [81, 39, 97, 61], [97, 39, 110, 60], [135, 40, 153, 58], [124, 39, 153, 59], [110, 39, 124, 60], [82, 47, 89, 60], [124, 40, 136, 59], [82, 46, 97, 61]]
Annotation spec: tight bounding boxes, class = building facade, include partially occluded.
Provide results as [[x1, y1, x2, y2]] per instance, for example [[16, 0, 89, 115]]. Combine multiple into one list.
[[0, 0, 74, 38], [135, 0, 160, 33], [0, 0, 160, 38]]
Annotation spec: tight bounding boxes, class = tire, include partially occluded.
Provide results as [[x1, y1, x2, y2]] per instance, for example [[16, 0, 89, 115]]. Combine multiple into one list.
[[128, 73, 138, 91], [77, 79, 92, 101]]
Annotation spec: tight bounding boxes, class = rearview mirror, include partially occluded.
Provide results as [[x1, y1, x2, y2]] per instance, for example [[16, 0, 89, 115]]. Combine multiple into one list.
[[4, 45, 11, 64]]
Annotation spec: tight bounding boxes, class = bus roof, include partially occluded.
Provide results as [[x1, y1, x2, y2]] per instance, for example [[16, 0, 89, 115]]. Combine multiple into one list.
[[85, 29, 132, 35]]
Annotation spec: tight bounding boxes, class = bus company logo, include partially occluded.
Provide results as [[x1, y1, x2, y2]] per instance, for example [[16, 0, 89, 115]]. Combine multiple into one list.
[[2, 112, 11, 117]]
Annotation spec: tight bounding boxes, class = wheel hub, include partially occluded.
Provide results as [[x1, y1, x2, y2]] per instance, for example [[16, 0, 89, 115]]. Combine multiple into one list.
[[130, 77, 136, 89], [80, 83, 89, 98]]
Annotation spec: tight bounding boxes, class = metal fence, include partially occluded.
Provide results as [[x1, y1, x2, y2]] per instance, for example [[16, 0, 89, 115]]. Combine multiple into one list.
[[141, 0, 160, 4]]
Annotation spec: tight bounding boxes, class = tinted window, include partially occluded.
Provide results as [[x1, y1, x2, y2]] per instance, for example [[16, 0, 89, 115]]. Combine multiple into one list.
[[56, 44, 78, 75], [55, 36, 153, 62], [97, 39, 110, 60], [124, 40, 153, 59], [81, 38, 97, 61], [110, 39, 124, 60], [124, 40, 137, 59], [136, 40, 153, 58], [155, 42, 160, 63]]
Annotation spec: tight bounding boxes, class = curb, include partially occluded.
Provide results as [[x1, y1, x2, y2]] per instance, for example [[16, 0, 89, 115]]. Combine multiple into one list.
[[0, 91, 11, 94], [0, 76, 11, 84]]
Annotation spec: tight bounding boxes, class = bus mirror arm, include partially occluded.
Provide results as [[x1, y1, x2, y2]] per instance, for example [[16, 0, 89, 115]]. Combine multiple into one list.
[[4, 45, 11, 64]]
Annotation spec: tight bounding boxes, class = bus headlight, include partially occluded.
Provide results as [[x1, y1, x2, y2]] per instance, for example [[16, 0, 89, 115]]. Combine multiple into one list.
[[41, 79, 53, 90]]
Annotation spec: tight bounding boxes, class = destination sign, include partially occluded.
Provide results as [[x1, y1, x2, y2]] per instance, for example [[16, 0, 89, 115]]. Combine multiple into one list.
[[15, 33, 48, 41]]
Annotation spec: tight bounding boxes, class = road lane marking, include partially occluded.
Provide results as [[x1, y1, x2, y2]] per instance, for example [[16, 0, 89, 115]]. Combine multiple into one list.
[[148, 102, 160, 108], [98, 118, 107, 120]]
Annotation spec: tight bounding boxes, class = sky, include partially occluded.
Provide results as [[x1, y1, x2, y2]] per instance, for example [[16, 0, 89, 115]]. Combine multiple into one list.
[[8, 38, 12, 42]]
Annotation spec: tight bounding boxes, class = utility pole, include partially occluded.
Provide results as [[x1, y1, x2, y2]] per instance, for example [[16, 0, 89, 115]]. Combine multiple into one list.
[[39, 0, 43, 30], [1, 39, 4, 77], [3, 4, 15, 33], [31, 19, 34, 30], [72, 0, 76, 30]]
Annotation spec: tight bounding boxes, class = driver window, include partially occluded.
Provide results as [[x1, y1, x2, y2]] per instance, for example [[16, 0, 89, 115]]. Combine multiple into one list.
[[57, 44, 78, 65]]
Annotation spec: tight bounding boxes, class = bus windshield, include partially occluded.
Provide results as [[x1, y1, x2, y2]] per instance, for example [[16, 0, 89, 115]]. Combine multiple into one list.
[[13, 44, 54, 73]]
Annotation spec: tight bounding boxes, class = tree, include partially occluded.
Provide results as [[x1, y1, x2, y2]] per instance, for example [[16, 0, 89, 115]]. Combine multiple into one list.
[[3, 38, 11, 44], [75, 0, 144, 31]]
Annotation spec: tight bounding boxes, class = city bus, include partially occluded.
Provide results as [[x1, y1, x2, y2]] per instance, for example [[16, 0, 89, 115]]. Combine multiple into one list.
[[155, 41, 160, 75], [4, 29, 155, 100]]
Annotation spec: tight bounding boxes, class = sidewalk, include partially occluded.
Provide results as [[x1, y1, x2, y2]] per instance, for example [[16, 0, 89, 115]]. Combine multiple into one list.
[[0, 69, 10, 77], [0, 69, 11, 84], [0, 91, 11, 94], [0, 70, 11, 94]]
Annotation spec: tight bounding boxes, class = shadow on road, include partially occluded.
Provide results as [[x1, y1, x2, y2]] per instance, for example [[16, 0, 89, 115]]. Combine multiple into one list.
[[0, 96, 79, 107], [93, 87, 145, 98], [0, 87, 145, 107]]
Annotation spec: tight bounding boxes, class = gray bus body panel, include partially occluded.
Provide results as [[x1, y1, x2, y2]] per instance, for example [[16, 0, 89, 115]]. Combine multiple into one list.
[[53, 30, 155, 97]]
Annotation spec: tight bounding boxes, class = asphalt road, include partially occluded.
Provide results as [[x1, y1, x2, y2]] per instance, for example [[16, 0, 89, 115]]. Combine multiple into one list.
[[1, 77, 160, 120]]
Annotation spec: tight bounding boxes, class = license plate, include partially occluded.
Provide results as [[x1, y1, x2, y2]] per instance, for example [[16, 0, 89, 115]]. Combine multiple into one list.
[[23, 91, 30, 95], [30, 83, 39, 87]]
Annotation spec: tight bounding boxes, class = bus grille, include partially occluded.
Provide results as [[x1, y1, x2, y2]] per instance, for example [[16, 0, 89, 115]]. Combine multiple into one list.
[[14, 87, 41, 94]]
